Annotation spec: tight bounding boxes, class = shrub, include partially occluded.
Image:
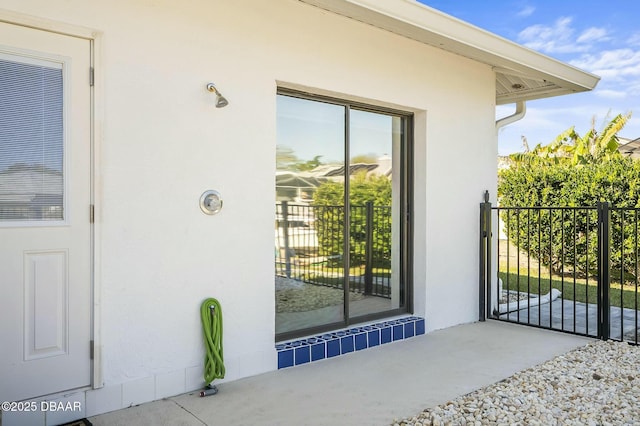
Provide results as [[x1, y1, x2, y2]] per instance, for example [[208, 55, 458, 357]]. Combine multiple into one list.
[[498, 156, 640, 279], [312, 172, 392, 268]]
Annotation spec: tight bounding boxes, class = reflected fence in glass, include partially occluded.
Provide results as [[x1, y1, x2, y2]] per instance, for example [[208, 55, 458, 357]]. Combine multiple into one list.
[[275, 201, 391, 298]]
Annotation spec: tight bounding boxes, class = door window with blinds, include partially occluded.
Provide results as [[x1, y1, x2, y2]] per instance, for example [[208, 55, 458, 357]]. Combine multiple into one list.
[[0, 54, 65, 223]]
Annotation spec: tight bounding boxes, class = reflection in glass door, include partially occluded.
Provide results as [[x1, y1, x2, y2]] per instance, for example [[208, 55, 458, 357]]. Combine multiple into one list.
[[275, 91, 412, 340]]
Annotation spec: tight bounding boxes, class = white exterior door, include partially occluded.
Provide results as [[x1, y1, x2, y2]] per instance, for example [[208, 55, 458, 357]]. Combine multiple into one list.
[[0, 22, 92, 402]]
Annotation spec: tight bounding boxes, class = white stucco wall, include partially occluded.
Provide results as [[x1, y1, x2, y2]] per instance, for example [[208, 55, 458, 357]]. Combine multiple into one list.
[[0, 0, 497, 416]]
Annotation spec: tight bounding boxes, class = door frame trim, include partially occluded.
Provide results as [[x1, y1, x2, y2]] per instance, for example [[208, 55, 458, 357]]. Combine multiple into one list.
[[0, 8, 104, 390]]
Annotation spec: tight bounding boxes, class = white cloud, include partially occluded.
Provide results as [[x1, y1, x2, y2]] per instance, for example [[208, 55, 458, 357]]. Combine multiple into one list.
[[595, 89, 628, 99], [576, 27, 609, 43], [570, 49, 640, 80], [516, 5, 535, 18], [503, 16, 640, 153], [518, 17, 586, 53], [627, 81, 640, 96], [628, 32, 640, 47], [518, 17, 611, 54]]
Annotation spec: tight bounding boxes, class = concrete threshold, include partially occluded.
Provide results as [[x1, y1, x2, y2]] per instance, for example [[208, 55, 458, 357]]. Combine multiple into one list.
[[90, 321, 592, 426]]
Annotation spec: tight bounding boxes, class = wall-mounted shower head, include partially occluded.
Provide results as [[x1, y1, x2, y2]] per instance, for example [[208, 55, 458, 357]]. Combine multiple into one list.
[[206, 83, 229, 108]]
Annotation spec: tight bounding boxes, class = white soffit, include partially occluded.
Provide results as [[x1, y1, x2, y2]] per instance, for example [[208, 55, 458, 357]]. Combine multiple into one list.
[[298, 0, 600, 105]]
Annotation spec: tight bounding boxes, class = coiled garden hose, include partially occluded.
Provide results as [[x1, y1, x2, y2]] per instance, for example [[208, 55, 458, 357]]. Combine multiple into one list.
[[200, 298, 225, 388]]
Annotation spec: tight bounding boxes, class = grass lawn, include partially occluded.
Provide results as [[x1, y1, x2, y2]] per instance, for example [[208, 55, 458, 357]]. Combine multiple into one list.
[[499, 266, 640, 310]]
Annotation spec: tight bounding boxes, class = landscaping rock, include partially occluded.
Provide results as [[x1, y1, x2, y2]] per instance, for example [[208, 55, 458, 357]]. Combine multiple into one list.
[[276, 276, 364, 313], [395, 340, 640, 425]]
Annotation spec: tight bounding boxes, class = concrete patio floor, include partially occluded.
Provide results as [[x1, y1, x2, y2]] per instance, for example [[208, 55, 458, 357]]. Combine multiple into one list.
[[89, 321, 592, 426], [500, 297, 640, 341]]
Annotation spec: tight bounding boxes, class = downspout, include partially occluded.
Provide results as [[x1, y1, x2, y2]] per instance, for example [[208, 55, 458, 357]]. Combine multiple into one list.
[[489, 100, 526, 319], [495, 100, 526, 131]]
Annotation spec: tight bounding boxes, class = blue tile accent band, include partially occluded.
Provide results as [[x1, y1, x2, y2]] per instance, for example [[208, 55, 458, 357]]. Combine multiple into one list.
[[380, 327, 392, 344], [404, 322, 415, 338], [354, 333, 367, 351], [340, 335, 354, 354], [368, 330, 380, 347], [276, 317, 426, 369], [311, 342, 325, 361], [326, 339, 340, 358], [295, 346, 310, 365], [278, 349, 294, 369]]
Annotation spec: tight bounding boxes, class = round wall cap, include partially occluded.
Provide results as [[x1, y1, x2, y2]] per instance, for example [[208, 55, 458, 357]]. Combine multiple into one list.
[[200, 190, 223, 215]]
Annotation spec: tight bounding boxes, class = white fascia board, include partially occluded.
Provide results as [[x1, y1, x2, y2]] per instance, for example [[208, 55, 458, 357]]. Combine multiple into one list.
[[300, 0, 600, 94]]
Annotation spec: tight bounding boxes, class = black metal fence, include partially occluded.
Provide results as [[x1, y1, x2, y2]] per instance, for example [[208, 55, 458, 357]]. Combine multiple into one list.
[[480, 200, 640, 344], [276, 201, 391, 297]]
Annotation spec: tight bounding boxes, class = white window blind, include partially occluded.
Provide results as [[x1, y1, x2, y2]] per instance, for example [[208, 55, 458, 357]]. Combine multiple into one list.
[[0, 57, 64, 221]]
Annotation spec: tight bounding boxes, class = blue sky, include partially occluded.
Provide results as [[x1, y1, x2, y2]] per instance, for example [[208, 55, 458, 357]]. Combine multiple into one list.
[[417, 0, 640, 155]]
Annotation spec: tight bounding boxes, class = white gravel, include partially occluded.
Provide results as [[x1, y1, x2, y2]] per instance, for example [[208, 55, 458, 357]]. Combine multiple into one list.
[[394, 340, 640, 426], [275, 275, 364, 313], [498, 290, 531, 304], [275, 275, 306, 291]]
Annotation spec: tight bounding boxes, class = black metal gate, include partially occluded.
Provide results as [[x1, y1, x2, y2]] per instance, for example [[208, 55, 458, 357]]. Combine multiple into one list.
[[480, 194, 639, 344]]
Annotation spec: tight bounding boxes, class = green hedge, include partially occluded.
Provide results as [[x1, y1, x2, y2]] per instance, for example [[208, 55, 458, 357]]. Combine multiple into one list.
[[312, 173, 391, 267], [498, 157, 640, 280]]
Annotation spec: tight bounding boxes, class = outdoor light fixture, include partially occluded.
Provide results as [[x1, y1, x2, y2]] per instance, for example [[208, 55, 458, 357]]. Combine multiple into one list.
[[206, 83, 229, 108]]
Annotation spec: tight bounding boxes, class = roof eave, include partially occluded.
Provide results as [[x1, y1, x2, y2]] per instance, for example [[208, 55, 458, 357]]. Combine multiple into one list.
[[497, 87, 578, 105], [298, 0, 600, 102]]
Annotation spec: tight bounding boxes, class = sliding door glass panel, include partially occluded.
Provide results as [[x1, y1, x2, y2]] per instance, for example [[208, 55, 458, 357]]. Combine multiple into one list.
[[275, 92, 412, 340], [275, 95, 345, 335], [348, 110, 404, 318]]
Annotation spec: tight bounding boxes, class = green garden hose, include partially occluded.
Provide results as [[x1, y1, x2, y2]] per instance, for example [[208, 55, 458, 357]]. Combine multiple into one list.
[[200, 298, 225, 386]]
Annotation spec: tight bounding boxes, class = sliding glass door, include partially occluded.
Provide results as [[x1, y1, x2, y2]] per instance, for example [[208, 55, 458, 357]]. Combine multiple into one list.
[[275, 90, 412, 340]]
